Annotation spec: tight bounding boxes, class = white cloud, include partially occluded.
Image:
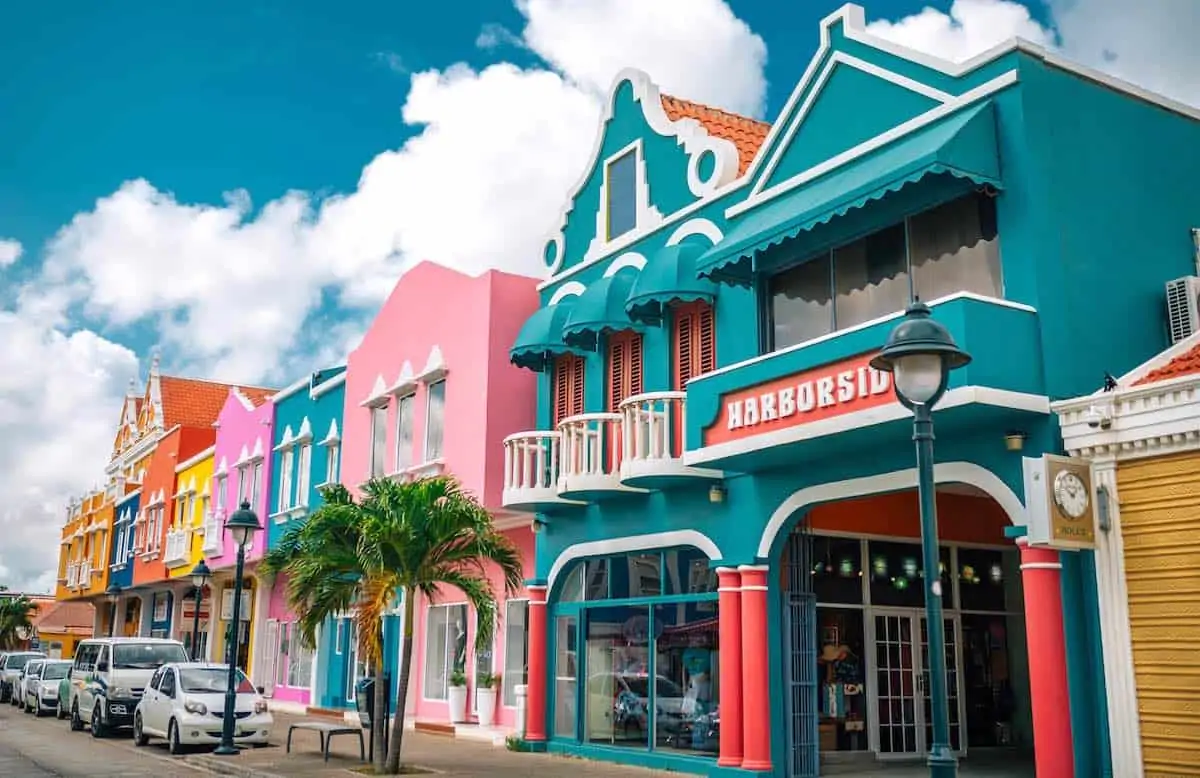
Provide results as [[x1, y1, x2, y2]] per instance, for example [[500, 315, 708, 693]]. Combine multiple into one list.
[[0, 239, 21, 268], [865, 0, 1199, 108], [5, 0, 767, 589]]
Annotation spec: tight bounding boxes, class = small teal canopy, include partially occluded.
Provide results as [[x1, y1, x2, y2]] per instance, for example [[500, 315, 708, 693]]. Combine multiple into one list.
[[509, 300, 583, 372], [625, 241, 718, 324], [697, 100, 1003, 282], [561, 266, 642, 350]]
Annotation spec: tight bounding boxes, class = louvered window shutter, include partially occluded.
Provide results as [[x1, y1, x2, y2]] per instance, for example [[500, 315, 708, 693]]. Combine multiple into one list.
[[607, 332, 644, 411], [553, 354, 585, 426], [570, 355, 584, 417], [673, 302, 716, 389]]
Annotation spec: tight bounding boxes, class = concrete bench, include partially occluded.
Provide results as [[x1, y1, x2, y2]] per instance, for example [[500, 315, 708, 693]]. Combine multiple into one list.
[[285, 720, 366, 763]]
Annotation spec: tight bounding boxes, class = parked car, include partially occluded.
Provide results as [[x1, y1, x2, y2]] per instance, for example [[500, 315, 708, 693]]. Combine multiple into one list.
[[67, 637, 189, 737], [25, 659, 71, 716], [18, 659, 46, 711], [133, 662, 272, 754], [55, 673, 71, 720], [0, 651, 46, 703]]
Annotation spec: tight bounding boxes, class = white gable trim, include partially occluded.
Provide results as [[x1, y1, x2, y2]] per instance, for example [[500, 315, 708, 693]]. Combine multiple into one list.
[[386, 361, 417, 396], [174, 445, 215, 474], [319, 419, 341, 447], [232, 386, 257, 412], [1054, 375, 1200, 462], [416, 345, 448, 384], [666, 218, 723, 247], [546, 530, 723, 594], [359, 375, 389, 407], [548, 282, 586, 306], [603, 252, 647, 278], [585, 139, 663, 264], [310, 370, 347, 399]]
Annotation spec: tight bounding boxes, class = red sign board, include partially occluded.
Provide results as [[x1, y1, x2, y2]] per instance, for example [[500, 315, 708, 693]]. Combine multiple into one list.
[[181, 598, 210, 620], [703, 351, 894, 447]]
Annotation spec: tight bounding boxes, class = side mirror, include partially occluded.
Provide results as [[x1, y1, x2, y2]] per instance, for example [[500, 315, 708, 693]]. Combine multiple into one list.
[[256, 686, 265, 695]]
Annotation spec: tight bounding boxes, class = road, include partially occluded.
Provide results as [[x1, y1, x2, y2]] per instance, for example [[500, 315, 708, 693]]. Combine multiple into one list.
[[0, 702, 208, 777]]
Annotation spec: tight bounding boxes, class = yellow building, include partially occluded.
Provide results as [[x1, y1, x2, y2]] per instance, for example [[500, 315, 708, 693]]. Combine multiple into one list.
[[54, 489, 112, 603], [165, 445, 215, 579], [1056, 332, 1200, 778]]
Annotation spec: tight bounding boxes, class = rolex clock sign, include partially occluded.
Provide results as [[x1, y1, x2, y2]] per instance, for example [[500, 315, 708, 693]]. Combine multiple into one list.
[[1022, 454, 1097, 550]]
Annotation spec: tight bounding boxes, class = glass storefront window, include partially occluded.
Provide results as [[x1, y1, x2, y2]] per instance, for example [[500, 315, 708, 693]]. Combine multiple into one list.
[[812, 536, 864, 604], [867, 541, 953, 608], [585, 606, 651, 748], [653, 604, 719, 756], [611, 554, 662, 599], [961, 613, 1018, 748], [817, 608, 868, 752], [554, 615, 578, 738], [957, 548, 1009, 612], [664, 548, 718, 595]]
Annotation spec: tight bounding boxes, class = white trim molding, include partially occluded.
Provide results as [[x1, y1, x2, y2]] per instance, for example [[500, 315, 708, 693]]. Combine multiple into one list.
[[546, 530, 723, 594], [757, 461, 1025, 559], [548, 281, 586, 306]]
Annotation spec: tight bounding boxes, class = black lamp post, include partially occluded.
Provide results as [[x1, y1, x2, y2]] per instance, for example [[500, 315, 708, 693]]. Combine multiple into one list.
[[870, 301, 970, 778], [104, 582, 122, 638], [189, 560, 212, 661], [213, 501, 262, 757]]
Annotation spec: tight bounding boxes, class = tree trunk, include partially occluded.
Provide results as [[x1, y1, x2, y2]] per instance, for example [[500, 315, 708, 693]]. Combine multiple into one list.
[[373, 625, 387, 774], [385, 588, 416, 773]]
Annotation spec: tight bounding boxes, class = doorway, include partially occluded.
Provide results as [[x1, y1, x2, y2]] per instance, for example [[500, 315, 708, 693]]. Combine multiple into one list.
[[869, 609, 964, 758]]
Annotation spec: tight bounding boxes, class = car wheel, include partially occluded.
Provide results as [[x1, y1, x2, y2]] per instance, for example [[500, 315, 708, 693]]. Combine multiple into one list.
[[56, 700, 66, 720], [168, 719, 184, 755], [24, 696, 32, 714], [132, 713, 149, 747], [69, 701, 83, 732], [34, 698, 41, 717], [90, 703, 106, 738]]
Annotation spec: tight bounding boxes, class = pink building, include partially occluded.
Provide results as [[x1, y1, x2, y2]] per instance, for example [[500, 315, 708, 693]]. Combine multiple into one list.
[[205, 387, 275, 686], [341, 261, 539, 731]]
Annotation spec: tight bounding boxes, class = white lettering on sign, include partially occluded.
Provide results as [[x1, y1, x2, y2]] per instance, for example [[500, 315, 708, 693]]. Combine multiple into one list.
[[726, 367, 892, 432]]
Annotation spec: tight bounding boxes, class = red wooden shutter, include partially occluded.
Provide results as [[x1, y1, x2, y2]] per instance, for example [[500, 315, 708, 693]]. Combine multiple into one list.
[[673, 302, 716, 389], [607, 332, 644, 411], [553, 354, 586, 426]]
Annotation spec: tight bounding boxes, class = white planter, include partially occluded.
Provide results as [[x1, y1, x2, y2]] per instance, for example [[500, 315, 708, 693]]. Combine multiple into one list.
[[448, 685, 468, 723], [476, 687, 498, 727]]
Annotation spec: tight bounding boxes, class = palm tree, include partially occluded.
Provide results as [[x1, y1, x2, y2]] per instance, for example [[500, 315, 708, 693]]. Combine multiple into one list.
[[0, 589, 39, 650], [262, 475, 522, 775]]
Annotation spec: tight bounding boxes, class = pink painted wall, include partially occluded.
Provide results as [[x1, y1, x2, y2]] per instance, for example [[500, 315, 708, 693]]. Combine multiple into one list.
[[208, 389, 275, 569], [340, 262, 539, 507], [408, 526, 536, 727], [266, 574, 310, 705]]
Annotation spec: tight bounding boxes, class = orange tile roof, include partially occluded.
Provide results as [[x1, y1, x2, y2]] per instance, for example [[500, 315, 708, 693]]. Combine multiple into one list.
[[1133, 341, 1200, 385], [661, 94, 771, 176], [159, 376, 276, 428], [32, 600, 95, 633]]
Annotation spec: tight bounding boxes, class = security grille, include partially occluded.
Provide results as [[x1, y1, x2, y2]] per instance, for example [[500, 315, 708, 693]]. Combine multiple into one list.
[[783, 525, 819, 778]]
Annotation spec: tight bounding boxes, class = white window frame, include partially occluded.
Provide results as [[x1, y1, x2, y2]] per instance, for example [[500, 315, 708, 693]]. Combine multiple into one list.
[[472, 610, 495, 715], [278, 448, 295, 512], [422, 601, 467, 702], [394, 393, 415, 473], [423, 380, 446, 462], [368, 403, 389, 478], [215, 474, 227, 511], [334, 618, 344, 655], [325, 444, 340, 486], [295, 444, 312, 506], [251, 461, 263, 505], [236, 466, 248, 504], [286, 622, 313, 689], [501, 598, 530, 708]]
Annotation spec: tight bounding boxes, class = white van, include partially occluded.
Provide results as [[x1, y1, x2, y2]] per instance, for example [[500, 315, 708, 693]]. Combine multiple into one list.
[[67, 637, 189, 737]]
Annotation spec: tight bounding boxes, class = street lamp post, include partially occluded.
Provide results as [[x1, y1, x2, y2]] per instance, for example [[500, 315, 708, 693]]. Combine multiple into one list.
[[104, 582, 122, 638], [870, 301, 970, 778], [213, 501, 262, 757], [189, 560, 212, 661]]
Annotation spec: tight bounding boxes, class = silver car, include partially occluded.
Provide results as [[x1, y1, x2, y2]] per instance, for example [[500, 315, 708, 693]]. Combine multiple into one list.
[[0, 652, 45, 704], [24, 659, 71, 716]]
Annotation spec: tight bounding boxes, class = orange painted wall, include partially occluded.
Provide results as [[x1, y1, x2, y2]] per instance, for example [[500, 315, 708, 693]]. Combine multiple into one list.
[[131, 430, 181, 586], [806, 490, 1010, 546]]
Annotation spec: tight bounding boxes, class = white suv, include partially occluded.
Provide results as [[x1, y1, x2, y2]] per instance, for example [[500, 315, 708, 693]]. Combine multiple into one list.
[[68, 638, 189, 737]]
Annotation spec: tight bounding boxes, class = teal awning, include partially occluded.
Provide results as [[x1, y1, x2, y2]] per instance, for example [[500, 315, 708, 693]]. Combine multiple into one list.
[[697, 100, 1003, 281], [509, 300, 583, 372], [625, 241, 718, 324], [561, 266, 642, 349]]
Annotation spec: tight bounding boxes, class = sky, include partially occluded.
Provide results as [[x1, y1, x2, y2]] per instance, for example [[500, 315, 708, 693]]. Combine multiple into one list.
[[1, 0, 1197, 592]]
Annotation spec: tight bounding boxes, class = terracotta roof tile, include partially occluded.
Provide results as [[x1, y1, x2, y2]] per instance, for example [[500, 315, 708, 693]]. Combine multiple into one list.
[[1133, 341, 1200, 385], [33, 601, 95, 633], [660, 94, 770, 176], [159, 376, 275, 428]]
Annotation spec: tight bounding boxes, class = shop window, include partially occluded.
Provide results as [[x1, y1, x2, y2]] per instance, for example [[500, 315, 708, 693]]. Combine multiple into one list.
[[276, 622, 290, 688], [423, 603, 467, 701], [607, 331, 644, 412], [663, 548, 718, 596], [672, 302, 716, 389], [653, 603, 719, 755], [560, 558, 611, 602], [817, 608, 868, 752], [585, 605, 651, 748], [554, 615, 578, 738], [611, 553, 662, 599], [502, 600, 529, 707], [606, 149, 638, 240], [957, 547, 1011, 612], [552, 354, 586, 426], [867, 541, 953, 608], [766, 192, 1002, 352], [961, 613, 1018, 747], [812, 536, 864, 605], [287, 624, 313, 688]]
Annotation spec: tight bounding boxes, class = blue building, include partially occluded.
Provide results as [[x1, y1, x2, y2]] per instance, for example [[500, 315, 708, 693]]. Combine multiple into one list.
[[108, 488, 140, 635], [260, 365, 348, 711], [502, 5, 1200, 777]]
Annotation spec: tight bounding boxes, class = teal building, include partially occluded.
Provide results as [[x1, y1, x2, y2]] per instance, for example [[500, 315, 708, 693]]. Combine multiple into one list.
[[503, 5, 1200, 777]]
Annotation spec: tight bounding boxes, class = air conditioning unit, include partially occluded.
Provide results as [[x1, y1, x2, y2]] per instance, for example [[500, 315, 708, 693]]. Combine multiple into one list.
[[1165, 276, 1200, 344]]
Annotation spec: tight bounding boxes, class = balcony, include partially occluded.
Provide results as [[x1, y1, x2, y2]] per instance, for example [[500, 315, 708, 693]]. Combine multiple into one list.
[[557, 413, 647, 501], [201, 510, 225, 556], [65, 563, 79, 588], [618, 392, 723, 489], [164, 529, 190, 568], [78, 560, 93, 585], [502, 431, 584, 513]]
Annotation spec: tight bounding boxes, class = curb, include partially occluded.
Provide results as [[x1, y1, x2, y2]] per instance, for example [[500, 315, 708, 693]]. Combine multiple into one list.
[[184, 753, 287, 778]]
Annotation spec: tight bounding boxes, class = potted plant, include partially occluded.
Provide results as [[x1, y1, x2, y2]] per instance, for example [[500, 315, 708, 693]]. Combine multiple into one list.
[[448, 669, 468, 723], [476, 672, 501, 727]]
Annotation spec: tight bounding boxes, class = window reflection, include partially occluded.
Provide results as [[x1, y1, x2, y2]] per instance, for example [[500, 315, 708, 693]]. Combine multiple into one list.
[[654, 604, 719, 756], [554, 615, 578, 738], [585, 606, 651, 748], [867, 541, 953, 608]]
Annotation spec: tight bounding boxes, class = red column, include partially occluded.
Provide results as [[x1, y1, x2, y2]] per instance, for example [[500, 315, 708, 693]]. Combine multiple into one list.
[[1018, 538, 1074, 778], [716, 567, 744, 767], [525, 584, 548, 742], [739, 564, 772, 772]]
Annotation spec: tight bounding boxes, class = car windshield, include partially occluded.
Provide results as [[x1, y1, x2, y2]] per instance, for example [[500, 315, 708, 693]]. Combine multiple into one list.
[[179, 668, 254, 694], [112, 643, 188, 669], [6, 654, 40, 671], [25, 662, 43, 677], [41, 664, 70, 681]]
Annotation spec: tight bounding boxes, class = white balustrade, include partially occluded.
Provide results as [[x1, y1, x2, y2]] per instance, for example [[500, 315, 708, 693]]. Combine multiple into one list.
[[618, 392, 722, 486], [502, 431, 573, 510], [558, 413, 640, 496], [201, 510, 225, 555], [164, 529, 190, 567]]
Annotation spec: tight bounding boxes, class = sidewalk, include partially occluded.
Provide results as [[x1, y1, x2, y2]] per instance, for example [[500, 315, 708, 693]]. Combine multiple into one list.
[[185, 711, 677, 777]]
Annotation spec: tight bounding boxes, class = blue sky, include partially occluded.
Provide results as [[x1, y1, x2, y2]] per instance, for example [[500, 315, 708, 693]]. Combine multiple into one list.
[[0, 0, 1194, 591]]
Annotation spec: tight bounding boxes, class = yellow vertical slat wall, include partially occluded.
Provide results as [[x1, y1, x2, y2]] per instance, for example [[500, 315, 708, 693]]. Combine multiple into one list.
[[1118, 450, 1200, 777]]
